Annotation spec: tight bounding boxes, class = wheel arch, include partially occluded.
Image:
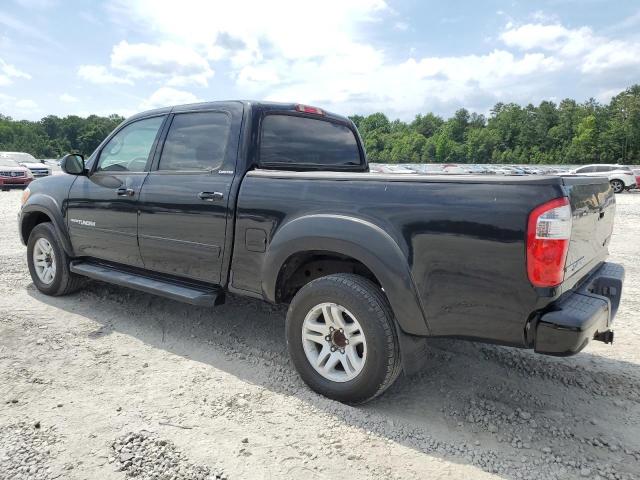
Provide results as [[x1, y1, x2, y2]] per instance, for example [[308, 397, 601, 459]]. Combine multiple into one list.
[[20, 195, 74, 256], [262, 214, 430, 336]]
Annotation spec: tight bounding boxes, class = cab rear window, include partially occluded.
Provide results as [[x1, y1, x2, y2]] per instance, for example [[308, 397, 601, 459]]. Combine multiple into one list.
[[259, 114, 361, 168]]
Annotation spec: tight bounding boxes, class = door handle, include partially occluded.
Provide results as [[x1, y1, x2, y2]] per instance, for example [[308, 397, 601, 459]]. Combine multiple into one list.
[[116, 187, 135, 197], [198, 191, 224, 201]]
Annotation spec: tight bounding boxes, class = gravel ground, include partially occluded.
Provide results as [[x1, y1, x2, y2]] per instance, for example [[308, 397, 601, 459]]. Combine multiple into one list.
[[0, 188, 639, 480]]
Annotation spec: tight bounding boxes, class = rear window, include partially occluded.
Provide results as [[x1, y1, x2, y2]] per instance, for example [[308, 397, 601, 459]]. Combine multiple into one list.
[[260, 114, 361, 167]]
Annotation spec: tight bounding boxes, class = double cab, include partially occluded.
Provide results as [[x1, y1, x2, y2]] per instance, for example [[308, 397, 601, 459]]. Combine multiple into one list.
[[19, 101, 625, 403]]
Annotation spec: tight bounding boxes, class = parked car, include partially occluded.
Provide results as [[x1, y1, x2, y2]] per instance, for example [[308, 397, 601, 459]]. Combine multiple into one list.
[[19, 101, 624, 404], [369, 164, 416, 174], [0, 152, 51, 178], [569, 164, 637, 193], [0, 158, 33, 190]]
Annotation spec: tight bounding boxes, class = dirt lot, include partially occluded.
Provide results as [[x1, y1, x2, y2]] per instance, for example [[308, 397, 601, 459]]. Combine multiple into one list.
[[1, 188, 639, 480]]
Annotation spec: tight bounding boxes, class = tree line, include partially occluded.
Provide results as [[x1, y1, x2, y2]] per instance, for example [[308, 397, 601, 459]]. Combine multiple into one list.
[[1, 85, 639, 164], [0, 113, 124, 159], [350, 85, 640, 165]]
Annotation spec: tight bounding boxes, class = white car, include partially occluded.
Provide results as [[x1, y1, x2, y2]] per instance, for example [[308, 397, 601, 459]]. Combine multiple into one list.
[[569, 164, 637, 193], [369, 164, 416, 174], [0, 152, 51, 178]]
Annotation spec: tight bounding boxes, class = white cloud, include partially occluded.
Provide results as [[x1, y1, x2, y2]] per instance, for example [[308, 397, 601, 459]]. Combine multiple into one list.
[[139, 87, 200, 110], [94, 1, 640, 119], [0, 57, 31, 86], [15, 99, 38, 109], [110, 41, 214, 86], [501, 22, 640, 74], [59, 93, 79, 103], [78, 41, 214, 87], [101, 0, 571, 117], [1, 93, 39, 117], [500, 23, 592, 57], [108, 0, 388, 79], [582, 40, 640, 73], [78, 65, 133, 85]]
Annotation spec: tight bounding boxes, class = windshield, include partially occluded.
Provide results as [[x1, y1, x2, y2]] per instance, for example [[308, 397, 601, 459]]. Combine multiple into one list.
[[0, 158, 20, 167], [0, 152, 37, 163]]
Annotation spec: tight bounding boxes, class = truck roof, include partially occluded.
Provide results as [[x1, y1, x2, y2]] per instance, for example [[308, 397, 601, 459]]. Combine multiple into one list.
[[127, 100, 352, 124]]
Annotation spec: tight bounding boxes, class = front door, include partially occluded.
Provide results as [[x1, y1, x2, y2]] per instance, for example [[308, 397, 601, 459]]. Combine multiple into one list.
[[138, 110, 234, 283], [67, 115, 166, 267]]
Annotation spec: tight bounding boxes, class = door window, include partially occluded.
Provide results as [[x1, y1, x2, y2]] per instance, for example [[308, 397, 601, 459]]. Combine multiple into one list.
[[158, 112, 231, 171], [96, 116, 165, 173]]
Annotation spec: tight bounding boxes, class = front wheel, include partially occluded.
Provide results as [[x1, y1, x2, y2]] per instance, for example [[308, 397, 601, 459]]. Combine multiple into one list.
[[610, 179, 625, 194], [27, 222, 84, 296], [286, 274, 401, 404]]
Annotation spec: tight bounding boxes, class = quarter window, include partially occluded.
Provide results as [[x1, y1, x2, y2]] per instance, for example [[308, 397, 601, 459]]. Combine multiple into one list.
[[158, 112, 231, 171], [97, 116, 165, 173]]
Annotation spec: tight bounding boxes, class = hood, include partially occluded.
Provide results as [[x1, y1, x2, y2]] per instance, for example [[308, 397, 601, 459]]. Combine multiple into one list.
[[0, 165, 30, 173], [20, 162, 47, 169]]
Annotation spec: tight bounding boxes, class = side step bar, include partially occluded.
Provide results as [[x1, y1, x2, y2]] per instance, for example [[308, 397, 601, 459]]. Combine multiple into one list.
[[70, 261, 223, 307]]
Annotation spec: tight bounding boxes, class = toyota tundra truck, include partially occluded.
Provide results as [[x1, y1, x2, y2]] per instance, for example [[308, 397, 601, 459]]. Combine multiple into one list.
[[18, 101, 625, 404]]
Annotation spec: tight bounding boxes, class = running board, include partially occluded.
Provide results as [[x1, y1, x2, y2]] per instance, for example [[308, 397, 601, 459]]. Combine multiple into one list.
[[70, 261, 223, 307]]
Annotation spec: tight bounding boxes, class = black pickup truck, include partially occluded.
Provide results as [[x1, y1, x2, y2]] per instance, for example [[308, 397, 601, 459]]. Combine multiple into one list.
[[19, 101, 625, 403]]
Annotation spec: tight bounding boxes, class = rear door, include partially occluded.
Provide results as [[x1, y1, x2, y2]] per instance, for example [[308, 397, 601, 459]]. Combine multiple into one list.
[[137, 106, 240, 284], [67, 115, 166, 267]]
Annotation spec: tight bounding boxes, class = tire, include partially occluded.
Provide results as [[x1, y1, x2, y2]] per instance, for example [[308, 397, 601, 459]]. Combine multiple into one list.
[[610, 179, 625, 194], [27, 222, 85, 296], [286, 273, 401, 404]]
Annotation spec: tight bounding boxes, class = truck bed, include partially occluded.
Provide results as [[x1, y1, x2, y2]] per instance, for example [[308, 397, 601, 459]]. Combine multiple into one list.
[[231, 169, 614, 348]]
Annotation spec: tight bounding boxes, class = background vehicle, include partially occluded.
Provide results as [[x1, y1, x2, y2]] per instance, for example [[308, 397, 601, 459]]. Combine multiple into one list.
[[569, 164, 637, 193], [18, 101, 624, 404], [0, 152, 51, 178], [369, 164, 416, 174], [0, 158, 33, 190]]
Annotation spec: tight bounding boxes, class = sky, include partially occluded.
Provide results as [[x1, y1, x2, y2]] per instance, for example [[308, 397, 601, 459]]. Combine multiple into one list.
[[1, 0, 640, 121]]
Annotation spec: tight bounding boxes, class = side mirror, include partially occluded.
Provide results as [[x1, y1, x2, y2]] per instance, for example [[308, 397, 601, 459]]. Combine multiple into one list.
[[60, 153, 86, 175]]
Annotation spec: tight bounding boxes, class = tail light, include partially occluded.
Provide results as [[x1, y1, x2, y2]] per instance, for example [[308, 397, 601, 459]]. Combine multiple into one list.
[[526, 197, 572, 287], [295, 104, 324, 115]]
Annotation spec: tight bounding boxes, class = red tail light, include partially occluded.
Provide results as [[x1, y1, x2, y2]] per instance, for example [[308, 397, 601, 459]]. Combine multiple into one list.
[[295, 104, 324, 115], [526, 197, 572, 287]]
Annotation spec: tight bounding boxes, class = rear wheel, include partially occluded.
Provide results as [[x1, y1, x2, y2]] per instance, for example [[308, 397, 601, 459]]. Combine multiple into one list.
[[610, 179, 625, 193], [27, 222, 84, 296], [286, 274, 401, 404]]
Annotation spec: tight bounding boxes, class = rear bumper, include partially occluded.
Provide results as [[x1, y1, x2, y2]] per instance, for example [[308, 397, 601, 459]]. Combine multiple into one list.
[[534, 262, 624, 356]]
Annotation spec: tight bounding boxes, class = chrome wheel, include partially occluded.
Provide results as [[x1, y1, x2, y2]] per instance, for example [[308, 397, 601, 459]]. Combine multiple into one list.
[[611, 179, 624, 193], [301, 302, 367, 382], [33, 237, 56, 285]]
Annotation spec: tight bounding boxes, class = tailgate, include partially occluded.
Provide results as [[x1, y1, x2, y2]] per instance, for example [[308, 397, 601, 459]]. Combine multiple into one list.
[[562, 176, 615, 289]]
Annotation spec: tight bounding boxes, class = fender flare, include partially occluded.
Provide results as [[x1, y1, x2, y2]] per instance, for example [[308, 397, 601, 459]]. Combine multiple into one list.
[[262, 214, 430, 336], [20, 194, 74, 256]]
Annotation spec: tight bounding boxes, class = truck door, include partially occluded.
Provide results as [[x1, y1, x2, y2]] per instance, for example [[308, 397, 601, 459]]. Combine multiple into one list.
[[137, 109, 237, 284], [67, 115, 166, 267]]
